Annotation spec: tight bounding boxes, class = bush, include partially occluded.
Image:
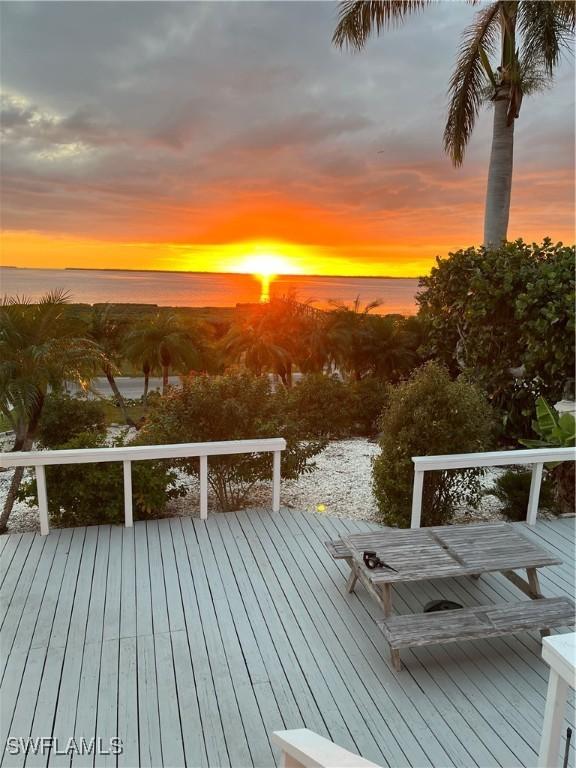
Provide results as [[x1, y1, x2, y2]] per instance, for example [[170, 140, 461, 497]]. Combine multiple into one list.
[[520, 397, 576, 513], [417, 239, 575, 441], [285, 374, 355, 438], [372, 362, 495, 527], [484, 468, 557, 522], [37, 394, 106, 448], [18, 431, 185, 527], [141, 371, 325, 511], [348, 376, 389, 436]]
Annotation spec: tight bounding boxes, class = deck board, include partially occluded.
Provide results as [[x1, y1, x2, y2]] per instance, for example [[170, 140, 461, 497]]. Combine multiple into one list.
[[0, 510, 574, 768]]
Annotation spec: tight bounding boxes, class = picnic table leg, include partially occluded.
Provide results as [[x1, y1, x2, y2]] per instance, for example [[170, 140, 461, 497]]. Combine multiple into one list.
[[345, 557, 358, 593], [527, 567, 551, 637], [379, 583, 402, 672]]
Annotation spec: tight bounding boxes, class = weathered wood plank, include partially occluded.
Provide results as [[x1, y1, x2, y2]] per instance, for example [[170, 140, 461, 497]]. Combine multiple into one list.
[[137, 633, 163, 768], [0, 535, 46, 629], [102, 526, 123, 641], [120, 526, 136, 639], [0, 532, 59, 676], [24, 646, 66, 768], [379, 598, 575, 649], [244, 510, 390, 767], [157, 519, 186, 632], [169, 518, 230, 768], [155, 631, 186, 767], [1, 646, 46, 768], [117, 636, 139, 768], [93, 638, 119, 768], [1, 512, 574, 768], [170, 629, 208, 768], [182, 518, 252, 767], [72, 641, 102, 768], [196, 520, 277, 768]]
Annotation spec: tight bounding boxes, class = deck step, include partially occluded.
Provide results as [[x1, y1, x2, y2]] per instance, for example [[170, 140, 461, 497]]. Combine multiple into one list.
[[378, 597, 576, 650]]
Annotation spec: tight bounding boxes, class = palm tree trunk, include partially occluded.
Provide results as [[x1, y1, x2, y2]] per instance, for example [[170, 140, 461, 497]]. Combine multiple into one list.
[[483, 92, 514, 248], [104, 367, 133, 426], [162, 366, 169, 395], [142, 361, 150, 407], [0, 467, 25, 533], [143, 372, 150, 407], [0, 426, 36, 533]]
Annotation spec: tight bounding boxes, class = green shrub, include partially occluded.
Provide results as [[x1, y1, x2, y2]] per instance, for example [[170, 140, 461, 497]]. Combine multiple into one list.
[[348, 376, 389, 436], [141, 371, 325, 511], [18, 431, 185, 527], [285, 374, 355, 438], [520, 397, 575, 513], [372, 362, 495, 527], [484, 468, 557, 522], [37, 394, 106, 448], [417, 239, 575, 441]]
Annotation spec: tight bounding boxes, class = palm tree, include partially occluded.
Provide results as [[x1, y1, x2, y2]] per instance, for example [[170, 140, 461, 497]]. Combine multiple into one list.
[[86, 304, 133, 424], [0, 291, 107, 532], [333, 1, 574, 247], [123, 313, 200, 396], [221, 321, 291, 382], [368, 315, 419, 382], [327, 297, 381, 381]]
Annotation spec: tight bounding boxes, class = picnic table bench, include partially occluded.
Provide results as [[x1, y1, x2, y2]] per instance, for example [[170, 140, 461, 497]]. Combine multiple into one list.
[[325, 523, 575, 670]]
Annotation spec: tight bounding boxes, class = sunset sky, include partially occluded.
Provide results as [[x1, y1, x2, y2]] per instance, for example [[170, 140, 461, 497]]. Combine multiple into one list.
[[1, 1, 574, 277]]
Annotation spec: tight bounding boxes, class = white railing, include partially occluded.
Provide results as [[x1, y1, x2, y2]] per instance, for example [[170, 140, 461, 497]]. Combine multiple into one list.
[[410, 447, 575, 528], [271, 729, 382, 768], [0, 438, 286, 536]]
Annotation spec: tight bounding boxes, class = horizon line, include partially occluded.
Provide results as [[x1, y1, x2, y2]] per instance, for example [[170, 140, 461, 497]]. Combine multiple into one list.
[[1, 265, 425, 280]]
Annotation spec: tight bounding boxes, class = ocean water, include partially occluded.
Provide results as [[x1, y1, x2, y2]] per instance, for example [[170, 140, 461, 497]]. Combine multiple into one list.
[[0, 268, 420, 315]]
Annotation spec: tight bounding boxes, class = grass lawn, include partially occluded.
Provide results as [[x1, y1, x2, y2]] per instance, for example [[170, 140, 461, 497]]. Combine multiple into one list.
[[100, 400, 148, 426]]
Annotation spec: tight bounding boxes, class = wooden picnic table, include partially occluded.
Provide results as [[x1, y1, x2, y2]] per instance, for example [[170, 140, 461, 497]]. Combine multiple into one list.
[[339, 523, 566, 669], [342, 522, 561, 600]]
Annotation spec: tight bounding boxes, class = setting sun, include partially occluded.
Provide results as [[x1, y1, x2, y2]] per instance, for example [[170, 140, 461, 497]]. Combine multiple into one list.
[[232, 244, 303, 278], [238, 253, 291, 277]]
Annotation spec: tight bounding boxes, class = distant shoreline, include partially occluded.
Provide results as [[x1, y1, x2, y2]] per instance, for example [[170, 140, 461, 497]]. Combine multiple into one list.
[[0, 266, 422, 280]]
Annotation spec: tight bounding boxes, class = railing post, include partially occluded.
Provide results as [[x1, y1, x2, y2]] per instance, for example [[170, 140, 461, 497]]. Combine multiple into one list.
[[411, 469, 424, 529], [272, 450, 281, 512], [123, 460, 133, 527], [35, 465, 49, 536], [527, 462, 544, 526], [200, 455, 208, 520]]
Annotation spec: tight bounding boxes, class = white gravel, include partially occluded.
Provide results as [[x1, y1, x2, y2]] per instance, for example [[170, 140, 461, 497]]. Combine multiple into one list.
[[2, 434, 520, 533]]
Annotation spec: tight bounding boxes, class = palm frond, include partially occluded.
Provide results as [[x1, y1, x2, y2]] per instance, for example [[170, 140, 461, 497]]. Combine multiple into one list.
[[443, 1, 502, 166], [518, 0, 575, 77], [332, 0, 434, 50]]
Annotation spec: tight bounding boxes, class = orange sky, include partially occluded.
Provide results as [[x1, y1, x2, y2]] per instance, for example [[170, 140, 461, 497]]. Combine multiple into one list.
[[1, 3, 574, 278]]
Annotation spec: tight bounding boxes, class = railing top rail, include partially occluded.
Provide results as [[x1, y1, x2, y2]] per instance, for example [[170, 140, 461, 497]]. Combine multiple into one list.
[[0, 437, 287, 468], [412, 446, 575, 471]]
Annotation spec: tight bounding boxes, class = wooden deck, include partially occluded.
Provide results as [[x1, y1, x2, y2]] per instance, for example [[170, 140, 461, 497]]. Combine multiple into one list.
[[1, 510, 574, 768]]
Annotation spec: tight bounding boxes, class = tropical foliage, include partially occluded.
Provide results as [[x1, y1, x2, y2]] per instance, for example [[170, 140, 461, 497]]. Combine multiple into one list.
[[140, 371, 325, 511], [123, 313, 202, 396], [18, 430, 185, 527], [0, 291, 107, 532], [520, 396, 575, 513], [372, 362, 495, 527], [416, 239, 575, 440], [484, 467, 556, 522], [86, 304, 134, 424], [36, 394, 107, 449]]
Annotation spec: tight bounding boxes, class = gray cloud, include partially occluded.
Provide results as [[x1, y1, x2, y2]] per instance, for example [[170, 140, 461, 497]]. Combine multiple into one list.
[[0, 0, 574, 245]]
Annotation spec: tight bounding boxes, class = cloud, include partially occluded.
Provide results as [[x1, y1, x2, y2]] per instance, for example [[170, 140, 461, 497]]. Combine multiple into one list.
[[0, 0, 574, 268]]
